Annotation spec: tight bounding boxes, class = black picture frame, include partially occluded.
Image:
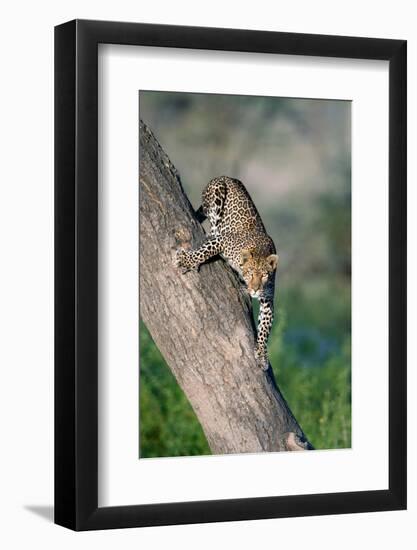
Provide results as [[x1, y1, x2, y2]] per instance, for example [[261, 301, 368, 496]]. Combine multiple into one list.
[[55, 19, 407, 531]]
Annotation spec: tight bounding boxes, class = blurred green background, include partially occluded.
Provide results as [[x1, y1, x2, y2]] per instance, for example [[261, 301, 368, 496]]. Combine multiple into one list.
[[139, 91, 351, 457]]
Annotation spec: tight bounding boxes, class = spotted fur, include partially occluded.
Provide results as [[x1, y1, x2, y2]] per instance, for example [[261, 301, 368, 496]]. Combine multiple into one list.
[[175, 176, 278, 370]]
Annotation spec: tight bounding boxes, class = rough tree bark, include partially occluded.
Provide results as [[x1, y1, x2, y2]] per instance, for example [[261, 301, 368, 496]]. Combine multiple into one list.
[[139, 120, 314, 453]]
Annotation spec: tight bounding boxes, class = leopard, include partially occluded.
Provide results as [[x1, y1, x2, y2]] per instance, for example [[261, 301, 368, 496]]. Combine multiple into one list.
[[175, 175, 278, 371]]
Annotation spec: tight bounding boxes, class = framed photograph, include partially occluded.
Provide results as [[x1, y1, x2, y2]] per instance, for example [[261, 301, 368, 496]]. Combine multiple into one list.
[[55, 19, 406, 530]]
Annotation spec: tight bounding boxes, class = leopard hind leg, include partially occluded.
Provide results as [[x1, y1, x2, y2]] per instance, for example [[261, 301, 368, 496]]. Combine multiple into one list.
[[200, 177, 227, 236]]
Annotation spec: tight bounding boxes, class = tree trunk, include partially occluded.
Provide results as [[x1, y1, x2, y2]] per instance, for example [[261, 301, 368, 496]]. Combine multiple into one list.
[[139, 120, 313, 454]]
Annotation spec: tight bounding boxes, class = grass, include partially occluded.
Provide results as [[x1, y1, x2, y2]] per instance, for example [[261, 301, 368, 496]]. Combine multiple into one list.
[[139, 321, 211, 458]]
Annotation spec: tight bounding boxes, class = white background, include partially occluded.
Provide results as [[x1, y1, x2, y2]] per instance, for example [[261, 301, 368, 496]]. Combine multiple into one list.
[[0, 1, 415, 548], [99, 46, 389, 506]]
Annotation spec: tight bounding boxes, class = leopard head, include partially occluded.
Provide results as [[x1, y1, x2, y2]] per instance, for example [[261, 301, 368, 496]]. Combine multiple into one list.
[[239, 249, 278, 298]]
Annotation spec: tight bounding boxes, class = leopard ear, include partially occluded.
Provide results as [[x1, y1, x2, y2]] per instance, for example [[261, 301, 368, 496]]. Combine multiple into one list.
[[240, 249, 253, 265], [266, 254, 279, 272]]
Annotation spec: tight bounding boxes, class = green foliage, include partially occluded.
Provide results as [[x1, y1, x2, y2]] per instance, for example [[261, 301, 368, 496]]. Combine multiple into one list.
[[140, 321, 211, 458], [269, 303, 351, 450]]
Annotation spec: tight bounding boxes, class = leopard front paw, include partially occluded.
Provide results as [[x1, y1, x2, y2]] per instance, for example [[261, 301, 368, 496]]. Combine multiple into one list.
[[174, 247, 187, 266], [254, 347, 270, 371], [174, 248, 189, 273], [174, 248, 198, 274]]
